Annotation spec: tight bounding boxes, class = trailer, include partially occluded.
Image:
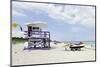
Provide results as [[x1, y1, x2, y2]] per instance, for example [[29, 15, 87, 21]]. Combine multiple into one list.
[[70, 46, 84, 51]]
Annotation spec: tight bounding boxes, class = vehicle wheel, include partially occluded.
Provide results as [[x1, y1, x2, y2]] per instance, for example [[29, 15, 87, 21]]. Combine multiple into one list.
[[34, 45, 36, 48], [71, 48, 74, 51]]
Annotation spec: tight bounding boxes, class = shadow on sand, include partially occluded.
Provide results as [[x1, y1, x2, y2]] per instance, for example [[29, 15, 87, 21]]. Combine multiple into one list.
[[23, 47, 56, 51]]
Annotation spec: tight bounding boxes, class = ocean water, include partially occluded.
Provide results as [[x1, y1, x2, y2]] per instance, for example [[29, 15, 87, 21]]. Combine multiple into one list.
[[84, 41, 95, 49], [84, 41, 95, 46]]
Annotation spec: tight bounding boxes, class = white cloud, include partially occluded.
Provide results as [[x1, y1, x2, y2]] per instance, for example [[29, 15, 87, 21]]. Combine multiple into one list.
[[12, 10, 26, 17], [80, 17, 95, 27], [12, 30, 24, 38], [48, 5, 95, 27], [12, 1, 95, 28], [12, 27, 24, 38]]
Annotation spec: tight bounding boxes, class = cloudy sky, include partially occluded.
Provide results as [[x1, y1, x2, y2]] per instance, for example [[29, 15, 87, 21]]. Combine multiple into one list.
[[12, 1, 95, 41]]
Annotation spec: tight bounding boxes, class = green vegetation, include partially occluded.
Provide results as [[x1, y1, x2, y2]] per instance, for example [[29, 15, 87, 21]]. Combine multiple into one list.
[[12, 37, 27, 44]]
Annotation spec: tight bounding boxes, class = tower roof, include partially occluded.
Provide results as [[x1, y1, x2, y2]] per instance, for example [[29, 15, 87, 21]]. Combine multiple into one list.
[[25, 21, 48, 28]]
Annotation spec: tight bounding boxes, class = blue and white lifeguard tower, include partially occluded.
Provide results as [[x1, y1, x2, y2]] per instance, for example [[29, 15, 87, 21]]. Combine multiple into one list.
[[24, 21, 50, 49]]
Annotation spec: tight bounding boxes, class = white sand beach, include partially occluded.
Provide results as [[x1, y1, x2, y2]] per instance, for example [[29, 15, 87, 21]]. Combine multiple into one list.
[[12, 42, 95, 66]]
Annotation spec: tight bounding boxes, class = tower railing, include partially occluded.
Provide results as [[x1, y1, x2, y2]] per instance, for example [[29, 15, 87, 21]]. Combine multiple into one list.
[[24, 30, 50, 48], [24, 31, 50, 39]]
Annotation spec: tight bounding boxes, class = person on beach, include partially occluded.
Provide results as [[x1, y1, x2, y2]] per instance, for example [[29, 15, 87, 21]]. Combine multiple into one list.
[[63, 43, 71, 51]]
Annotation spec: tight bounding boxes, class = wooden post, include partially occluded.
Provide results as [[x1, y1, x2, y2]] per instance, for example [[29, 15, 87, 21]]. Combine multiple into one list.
[[48, 32, 50, 48]]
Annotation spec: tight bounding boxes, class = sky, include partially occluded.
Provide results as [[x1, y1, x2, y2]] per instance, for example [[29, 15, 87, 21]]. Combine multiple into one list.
[[12, 1, 96, 41]]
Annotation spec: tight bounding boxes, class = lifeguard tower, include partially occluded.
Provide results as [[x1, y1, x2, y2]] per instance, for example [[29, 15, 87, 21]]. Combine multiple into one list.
[[24, 21, 50, 49]]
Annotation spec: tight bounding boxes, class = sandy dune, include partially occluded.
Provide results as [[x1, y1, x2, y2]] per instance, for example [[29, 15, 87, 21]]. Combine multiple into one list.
[[12, 42, 95, 66]]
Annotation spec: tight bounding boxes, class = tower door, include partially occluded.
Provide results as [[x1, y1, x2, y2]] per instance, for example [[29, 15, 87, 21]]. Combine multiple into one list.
[[28, 26, 32, 37]]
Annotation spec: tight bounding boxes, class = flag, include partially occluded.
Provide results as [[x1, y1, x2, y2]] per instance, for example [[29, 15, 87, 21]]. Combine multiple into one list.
[[12, 21, 23, 31], [19, 25, 23, 31]]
